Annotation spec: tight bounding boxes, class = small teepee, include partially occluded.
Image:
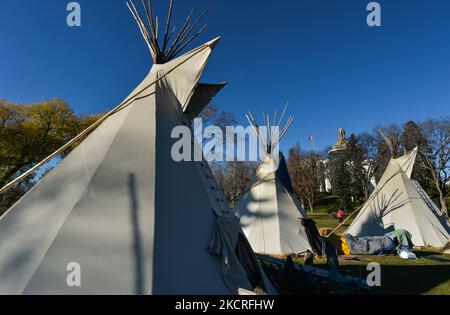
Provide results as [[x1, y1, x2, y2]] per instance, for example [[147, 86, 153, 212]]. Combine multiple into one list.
[[0, 0, 274, 295], [346, 146, 450, 248], [234, 108, 312, 255]]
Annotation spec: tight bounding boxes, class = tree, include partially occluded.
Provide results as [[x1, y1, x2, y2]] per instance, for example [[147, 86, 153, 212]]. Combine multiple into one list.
[[357, 132, 379, 200], [198, 103, 237, 130], [189, 102, 243, 205], [347, 134, 366, 204], [288, 145, 324, 213], [402, 121, 430, 152], [400, 120, 433, 192], [373, 124, 402, 181], [1, 99, 77, 186], [328, 150, 353, 211], [196, 103, 237, 162], [215, 161, 256, 207], [419, 118, 450, 216], [0, 98, 100, 214]]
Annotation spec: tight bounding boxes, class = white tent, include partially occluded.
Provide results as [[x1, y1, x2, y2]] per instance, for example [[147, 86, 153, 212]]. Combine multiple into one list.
[[234, 111, 311, 255], [0, 1, 274, 295], [346, 148, 450, 248]]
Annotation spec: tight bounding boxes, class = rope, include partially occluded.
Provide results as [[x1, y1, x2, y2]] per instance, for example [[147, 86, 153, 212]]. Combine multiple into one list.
[[230, 172, 275, 205], [0, 43, 211, 194], [326, 151, 418, 238]]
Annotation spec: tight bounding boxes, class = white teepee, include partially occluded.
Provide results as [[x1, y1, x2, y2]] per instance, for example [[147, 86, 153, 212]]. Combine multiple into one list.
[[0, 1, 274, 295], [234, 111, 312, 255], [346, 148, 450, 248]]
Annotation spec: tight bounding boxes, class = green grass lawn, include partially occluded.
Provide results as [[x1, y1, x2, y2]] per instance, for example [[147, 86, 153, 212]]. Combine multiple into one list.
[[305, 213, 450, 295]]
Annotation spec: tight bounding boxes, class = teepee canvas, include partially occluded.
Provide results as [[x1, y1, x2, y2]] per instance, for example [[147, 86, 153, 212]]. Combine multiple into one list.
[[234, 111, 312, 255], [0, 1, 273, 295], [346, 148, 450, 248]]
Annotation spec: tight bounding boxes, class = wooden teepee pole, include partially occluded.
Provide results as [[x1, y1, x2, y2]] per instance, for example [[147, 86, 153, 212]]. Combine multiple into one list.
[[245, 106, 295, 155], [127, 0, 209, 64], [162, 0, 174, 53]]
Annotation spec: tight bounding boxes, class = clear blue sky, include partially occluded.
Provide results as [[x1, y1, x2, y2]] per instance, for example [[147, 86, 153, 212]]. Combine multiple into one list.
[[1, 0, 449, 153]]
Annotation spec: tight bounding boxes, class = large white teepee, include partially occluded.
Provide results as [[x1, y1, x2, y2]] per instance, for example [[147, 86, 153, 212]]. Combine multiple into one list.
[[0, 2, 273, 295], [346, 148, 450, 248], [234, 112, 312, 255]]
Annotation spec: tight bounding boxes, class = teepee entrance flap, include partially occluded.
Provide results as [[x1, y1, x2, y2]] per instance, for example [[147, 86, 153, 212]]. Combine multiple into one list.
[[184, 83, 227, 119]]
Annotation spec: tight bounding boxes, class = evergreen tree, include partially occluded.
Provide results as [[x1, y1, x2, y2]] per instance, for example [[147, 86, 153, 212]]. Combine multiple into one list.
[[401, 120, 434, 194], [329, 149, 353, 211], [347, 134, 366, 205]]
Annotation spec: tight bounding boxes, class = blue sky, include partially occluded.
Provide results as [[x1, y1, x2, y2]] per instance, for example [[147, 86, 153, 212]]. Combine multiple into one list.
[[1, 0, 449, 153]]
